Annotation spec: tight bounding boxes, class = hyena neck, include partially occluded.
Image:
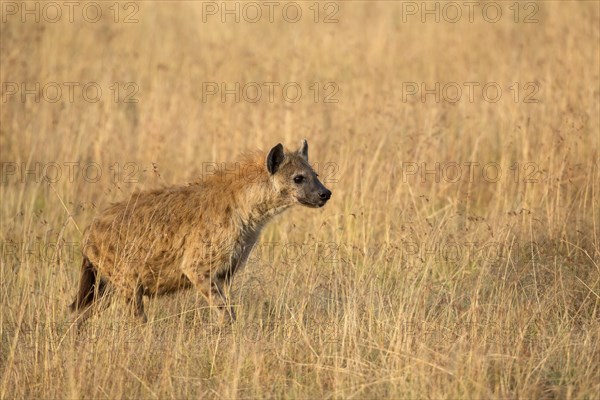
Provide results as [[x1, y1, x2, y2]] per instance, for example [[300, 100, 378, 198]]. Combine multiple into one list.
[[227, 150, 294, 234], [237, 181, 293, 233]]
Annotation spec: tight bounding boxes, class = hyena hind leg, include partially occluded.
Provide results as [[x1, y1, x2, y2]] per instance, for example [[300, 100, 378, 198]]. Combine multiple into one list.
[[70, 257, 112, 331], [73, 292, 113, 332]]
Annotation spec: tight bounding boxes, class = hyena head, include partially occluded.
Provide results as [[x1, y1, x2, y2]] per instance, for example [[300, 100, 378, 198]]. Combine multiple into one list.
[[266, 139, 332, 208]]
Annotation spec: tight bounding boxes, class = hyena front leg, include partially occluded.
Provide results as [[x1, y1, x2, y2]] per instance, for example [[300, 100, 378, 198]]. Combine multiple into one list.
[[211, 278, 236, 322], [181, 264, 235, 323], [126, 282, 147, 323]]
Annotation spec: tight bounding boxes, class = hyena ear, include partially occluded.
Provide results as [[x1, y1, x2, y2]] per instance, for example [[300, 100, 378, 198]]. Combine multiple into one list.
[[298, 138, 308, 161], [266, 143, 285, 174]]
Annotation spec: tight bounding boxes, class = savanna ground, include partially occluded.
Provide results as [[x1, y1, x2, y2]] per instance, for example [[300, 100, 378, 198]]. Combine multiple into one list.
[[1, 1, 599, 398]]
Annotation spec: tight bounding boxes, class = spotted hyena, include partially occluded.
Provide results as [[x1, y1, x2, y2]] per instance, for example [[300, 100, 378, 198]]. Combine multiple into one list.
[[70, 140, 332, 325]]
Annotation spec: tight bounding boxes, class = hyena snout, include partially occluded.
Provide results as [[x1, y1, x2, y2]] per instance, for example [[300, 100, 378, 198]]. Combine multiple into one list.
[[315, 183, 332, 206], [301, 178, 332, 208], [318, 187, 332, 201]]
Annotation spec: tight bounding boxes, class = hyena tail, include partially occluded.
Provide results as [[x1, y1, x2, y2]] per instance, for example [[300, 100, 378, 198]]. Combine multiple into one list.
[[69, 256, 108, 312]]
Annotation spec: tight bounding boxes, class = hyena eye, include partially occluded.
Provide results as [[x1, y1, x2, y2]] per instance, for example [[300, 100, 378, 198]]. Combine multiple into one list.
[[293, 175, 305, 184]]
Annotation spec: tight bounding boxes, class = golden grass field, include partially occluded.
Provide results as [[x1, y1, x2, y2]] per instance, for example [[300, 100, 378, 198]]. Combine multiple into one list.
[[1, 1, 599, 398]]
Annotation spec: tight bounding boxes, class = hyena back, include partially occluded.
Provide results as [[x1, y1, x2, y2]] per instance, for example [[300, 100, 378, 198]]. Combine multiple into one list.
[[70, 140, 332, 325]]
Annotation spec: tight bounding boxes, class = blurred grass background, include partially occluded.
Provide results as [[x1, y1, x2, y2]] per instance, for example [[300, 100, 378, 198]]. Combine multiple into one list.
[[1, 1, 599, 398]]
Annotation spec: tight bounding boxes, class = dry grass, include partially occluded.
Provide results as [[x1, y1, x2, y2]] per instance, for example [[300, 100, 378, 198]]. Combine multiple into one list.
[[1, 1, 599, 398]]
